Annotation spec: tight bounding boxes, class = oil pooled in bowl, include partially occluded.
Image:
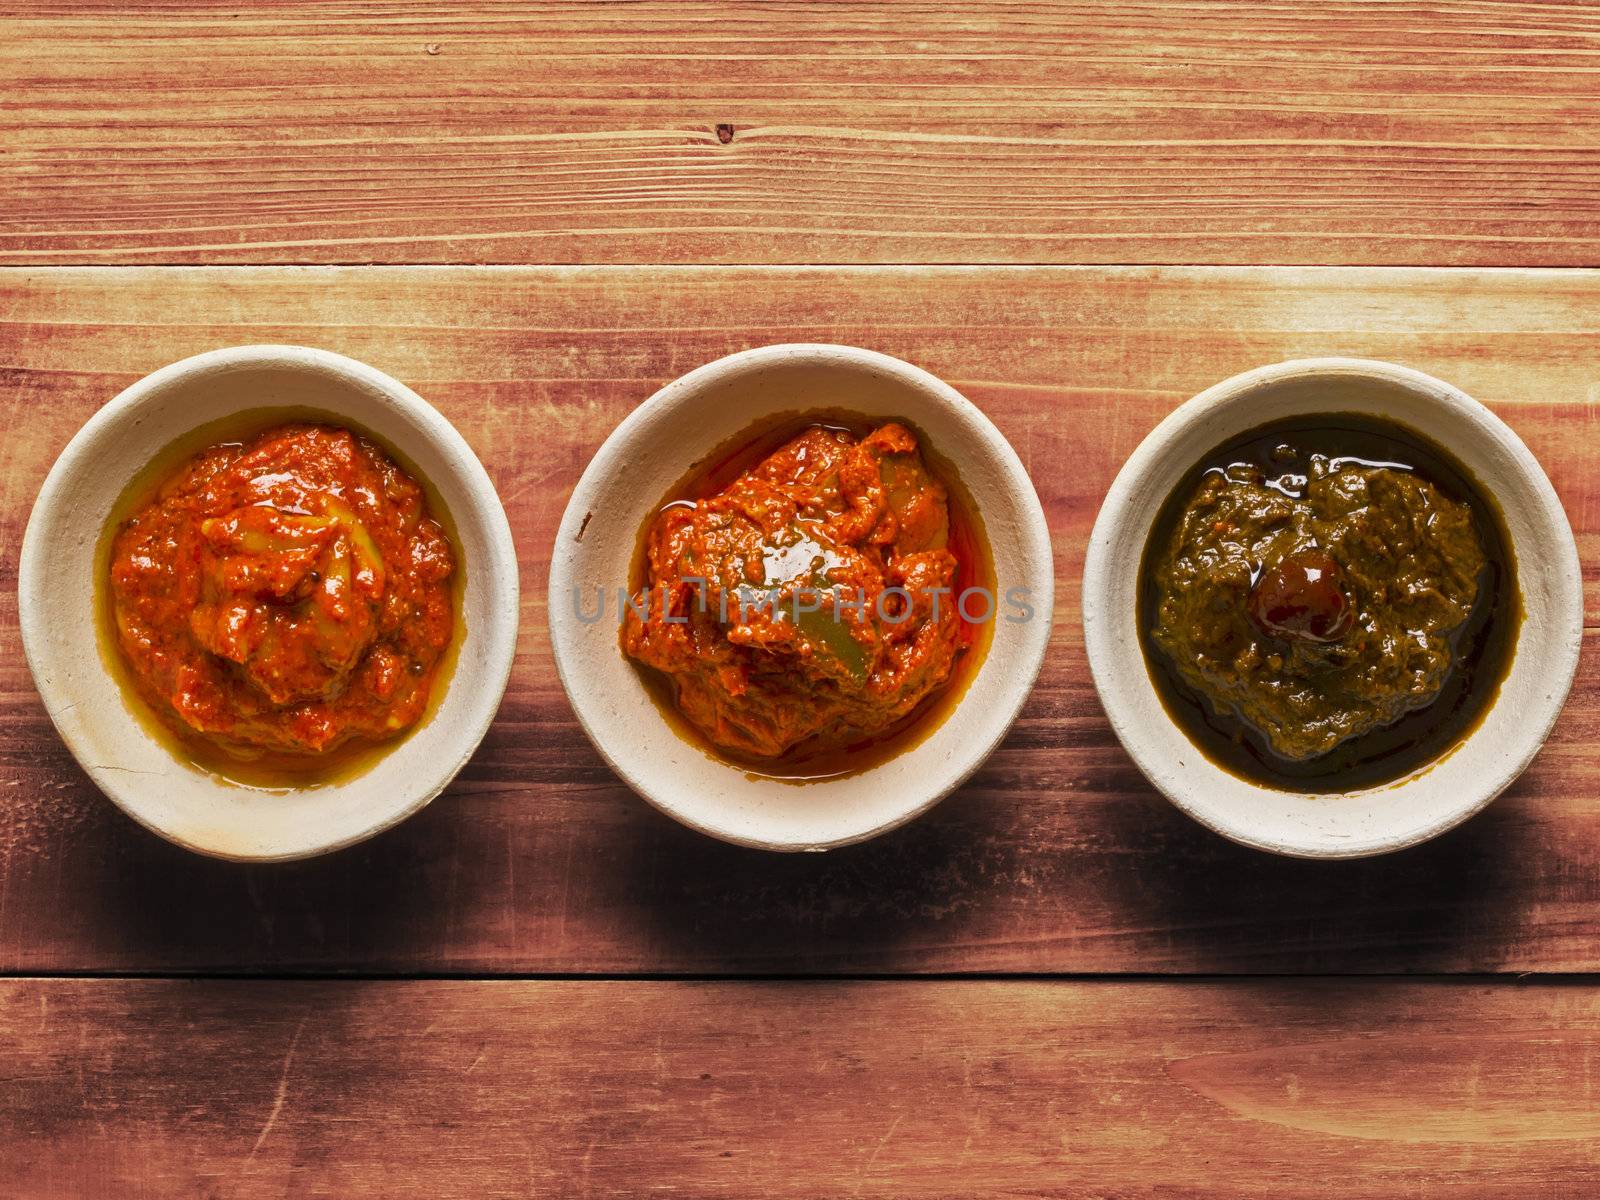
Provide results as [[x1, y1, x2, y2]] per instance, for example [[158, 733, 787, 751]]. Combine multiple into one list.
[[621, 408, 997, 783], [95, 407, 467, 792], [1137, 411, 1521, 792]]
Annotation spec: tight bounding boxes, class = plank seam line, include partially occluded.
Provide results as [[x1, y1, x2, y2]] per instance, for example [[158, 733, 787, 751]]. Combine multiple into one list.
[[0, 971, 1585, 984], [3, 262, 1600, 272]]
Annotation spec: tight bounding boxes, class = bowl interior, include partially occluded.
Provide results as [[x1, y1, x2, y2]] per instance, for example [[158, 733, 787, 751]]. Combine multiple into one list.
[[1084, 360, 1583, 858], [20, 348, 519, 860], [549, 346, 1054, 850]]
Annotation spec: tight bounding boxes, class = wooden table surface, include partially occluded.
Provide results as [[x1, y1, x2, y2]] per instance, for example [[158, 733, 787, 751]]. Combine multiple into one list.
[[4, 5, 1600, 1197]]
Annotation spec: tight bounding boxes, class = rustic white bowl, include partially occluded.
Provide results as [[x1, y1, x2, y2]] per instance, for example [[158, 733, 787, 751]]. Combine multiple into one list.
[[19, 345, 520, 861], [1084, 358, 1583, 858], [549, 344, 1054, 850]]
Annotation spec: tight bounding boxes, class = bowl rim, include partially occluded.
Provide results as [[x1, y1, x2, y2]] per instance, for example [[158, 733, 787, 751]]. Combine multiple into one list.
[[546, 342, 1056, 850], [1082, 355, 1584, 859], [18, 343, 521, 861]]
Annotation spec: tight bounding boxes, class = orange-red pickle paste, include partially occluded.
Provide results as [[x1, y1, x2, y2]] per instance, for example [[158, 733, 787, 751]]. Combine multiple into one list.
[[623, 420, 981, 765], [108, 423, 456, 762]]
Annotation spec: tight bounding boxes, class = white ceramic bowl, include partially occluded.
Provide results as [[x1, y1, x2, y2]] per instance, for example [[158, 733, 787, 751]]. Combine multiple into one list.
[[19, 345, 520, 861], [1084, 357, 1583, 858], [549, 344, 1054, 850]]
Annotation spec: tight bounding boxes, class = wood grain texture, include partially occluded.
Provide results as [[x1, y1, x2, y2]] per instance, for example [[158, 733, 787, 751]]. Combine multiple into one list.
[[1, 264, 1598, 976], [5, 977, 1600, 1197], [4, 1, 1600, 266]]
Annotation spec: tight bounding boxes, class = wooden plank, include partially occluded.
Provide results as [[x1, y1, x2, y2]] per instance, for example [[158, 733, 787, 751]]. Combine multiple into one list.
[[4, 2, 1600, 267], [1, 264, 1598, 975], [4, 977, 1600, 1197]]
